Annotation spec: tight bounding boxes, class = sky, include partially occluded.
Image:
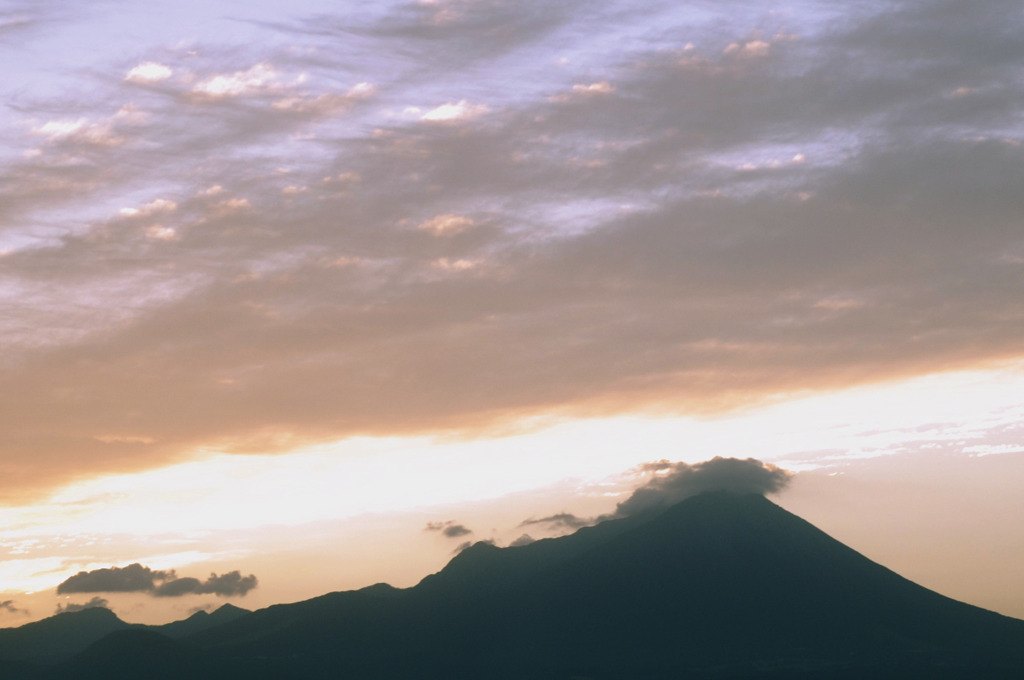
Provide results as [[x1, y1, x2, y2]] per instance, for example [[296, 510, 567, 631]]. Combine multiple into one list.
[[1, 0, 1023, 626]]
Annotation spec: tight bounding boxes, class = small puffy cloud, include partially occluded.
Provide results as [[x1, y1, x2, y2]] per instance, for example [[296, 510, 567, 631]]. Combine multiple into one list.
[[56, 563, 258, 598], [216, 197, 251, 212], [193, 63, 278, 98], [572, 81, 613, 95], [118, 198, 177, 218], [418, 213, 475, 236], [31, 118, 121, 146], [1, 599, 27, 615], [146, 225, 178, 241], [425, 520, 473, 538], [615, 457, 792, 517], [56, 596, 109, 614], [125, 62, 173, 83], [197, 571, 258, 597], [154, 571, 258, 597], [724, 39, 771, 58], [509, 534, 536, 547], [421, 100, 489, 122], [57, 563, 170, 594]]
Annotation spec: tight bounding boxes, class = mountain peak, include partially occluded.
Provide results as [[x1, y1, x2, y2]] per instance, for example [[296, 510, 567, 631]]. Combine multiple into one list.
[[7, 492, 1024, 678]]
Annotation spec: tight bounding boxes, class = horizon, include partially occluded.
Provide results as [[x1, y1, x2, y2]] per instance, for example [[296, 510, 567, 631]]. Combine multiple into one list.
[[2, 0, 1022, 629]]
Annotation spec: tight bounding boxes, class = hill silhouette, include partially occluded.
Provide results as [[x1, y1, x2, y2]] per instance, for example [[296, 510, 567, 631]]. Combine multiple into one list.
[[7, 492, 1024, 678], [0, 606, 129, 665], [151, 603, 251, 640]]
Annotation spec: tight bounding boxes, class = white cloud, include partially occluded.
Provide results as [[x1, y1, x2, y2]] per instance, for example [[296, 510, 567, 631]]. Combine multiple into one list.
[[421, 100, 489, 122], [32, 119, 121, 146], [145, 226, 178, 241], [118, 198, 178, 218], [572, 82, 614, 95], [125, 62, 173, 83], [724, 39, 771, 57], [216, 198, 251, 211], [348, 82, 376, 99], [432, 258, 479, 271], [193, 63, 278, 98], [418, 214, 475, 236]]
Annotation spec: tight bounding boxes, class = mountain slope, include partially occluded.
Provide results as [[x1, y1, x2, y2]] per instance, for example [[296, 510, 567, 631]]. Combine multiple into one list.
[[180, 492, 1024, 678], [150, 603, 251, 639], [18, 492, 1024, 679]]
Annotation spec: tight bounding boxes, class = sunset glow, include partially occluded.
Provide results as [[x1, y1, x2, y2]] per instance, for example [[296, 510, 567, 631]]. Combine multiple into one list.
[[1, 0, 1022, 629]]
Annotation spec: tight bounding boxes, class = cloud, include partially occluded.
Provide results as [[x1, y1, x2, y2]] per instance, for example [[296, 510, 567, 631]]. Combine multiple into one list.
[[56, 563, 258, 598], [613, 457, 793, 517], [420, 100, 489, 122], [125, 62, 173, 83], [57, 563, 172, 594], [56, 596, 109, 614], [192, 63, 279, 98], [3, 0, 1024, 500], [425, 520, 473, 538], [509, 534, 536, 547], [0, 599, 28, 616], [418, 213, 475, 235], [520, 458, 792, 533], [154, 571, 258, 598], [520, 512, 592, 531]]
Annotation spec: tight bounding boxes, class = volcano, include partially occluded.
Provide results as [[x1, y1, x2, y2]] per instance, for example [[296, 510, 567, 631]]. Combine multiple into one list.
[[9, 492, 1024, 679]]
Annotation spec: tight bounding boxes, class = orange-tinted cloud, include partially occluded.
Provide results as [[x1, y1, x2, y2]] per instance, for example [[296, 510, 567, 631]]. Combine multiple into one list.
[[2, 0, 1023, 501]]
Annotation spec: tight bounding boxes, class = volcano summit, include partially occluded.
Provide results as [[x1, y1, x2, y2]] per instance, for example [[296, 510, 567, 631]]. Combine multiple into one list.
[[5, 491, 1023, 679]]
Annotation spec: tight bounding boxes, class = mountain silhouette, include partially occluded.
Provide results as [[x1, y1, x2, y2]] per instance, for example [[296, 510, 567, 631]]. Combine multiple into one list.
[[0, 606, 129, 666], [151, 603, 251, 640], [7, 492, 1024, 678]]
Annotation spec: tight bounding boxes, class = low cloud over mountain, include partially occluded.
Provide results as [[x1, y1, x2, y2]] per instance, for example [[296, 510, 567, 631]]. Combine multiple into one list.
[[55, 596, 109, 614], [56, 563, 258, 598], [523, 457, 792, 532], [615, 457, 792, 517]]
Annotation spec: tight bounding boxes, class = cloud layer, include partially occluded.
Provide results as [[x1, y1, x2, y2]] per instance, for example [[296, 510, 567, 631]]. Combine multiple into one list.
[[2, 0, 1023, 497], [56, 563, 258, 598]]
